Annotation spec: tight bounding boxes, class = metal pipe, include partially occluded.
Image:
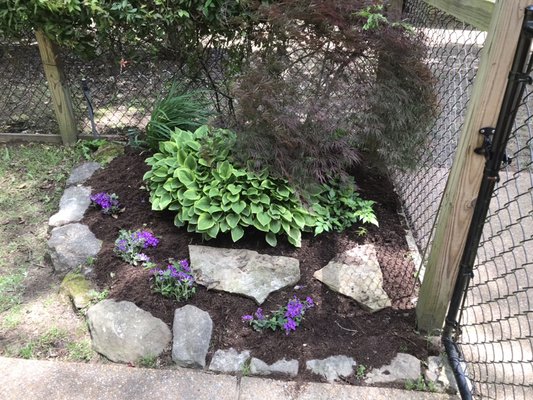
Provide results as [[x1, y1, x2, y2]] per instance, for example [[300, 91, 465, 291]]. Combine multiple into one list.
[[442, 6, 533, 400]]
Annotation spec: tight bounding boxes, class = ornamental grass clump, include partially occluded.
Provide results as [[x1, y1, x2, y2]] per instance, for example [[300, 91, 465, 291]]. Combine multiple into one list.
[[90, 192, 120, 215], [114, 229, 159, 267], [242, 296, 314, 335], [150, 259, 196, 301]]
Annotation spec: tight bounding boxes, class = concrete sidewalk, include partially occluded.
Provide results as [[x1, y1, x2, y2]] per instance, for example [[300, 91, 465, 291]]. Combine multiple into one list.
[[0, 357, 459, 400]]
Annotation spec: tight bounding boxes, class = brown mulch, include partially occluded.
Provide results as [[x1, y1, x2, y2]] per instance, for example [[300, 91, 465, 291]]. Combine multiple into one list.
[[81, 148, 436, 383]]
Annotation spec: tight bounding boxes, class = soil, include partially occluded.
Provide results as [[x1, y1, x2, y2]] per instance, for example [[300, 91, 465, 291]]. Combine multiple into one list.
[[81, 148, 437, 383]]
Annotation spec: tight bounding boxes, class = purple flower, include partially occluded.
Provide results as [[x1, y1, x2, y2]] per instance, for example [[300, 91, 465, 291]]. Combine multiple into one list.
[[254, 308, 265, 320], [91, 192, 120, 213], [179, 259, 191, 272], [305, 297, 314, 307], [285, 297, 304, 319], [132, 231, 159, 248], [283, 318, 297, 335], [242, 315, 253, 322], [136, 253, 150, 263], [115, 239, 127, 252]]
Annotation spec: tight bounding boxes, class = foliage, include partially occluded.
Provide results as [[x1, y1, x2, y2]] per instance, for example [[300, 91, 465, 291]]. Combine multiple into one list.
[[146, 85, 214, 151], [90, 192, 121, 215], [114, 229, 159, 266], [77, 139, 108, 160], [242, 296, 314, 335], [150, 259, 196, 301], [405, 376, 437, 392]]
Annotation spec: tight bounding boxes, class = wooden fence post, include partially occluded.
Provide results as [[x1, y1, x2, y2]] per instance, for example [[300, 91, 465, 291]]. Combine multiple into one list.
[[416, 0, 531, 333], [35, 30, 78, 145]]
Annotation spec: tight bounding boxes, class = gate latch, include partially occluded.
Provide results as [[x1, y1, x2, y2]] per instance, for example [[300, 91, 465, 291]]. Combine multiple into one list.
[[474, 127, 513, 167]]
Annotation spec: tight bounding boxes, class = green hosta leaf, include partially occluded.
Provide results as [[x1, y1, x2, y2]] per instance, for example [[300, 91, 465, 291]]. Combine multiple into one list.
[[151, 197, 161, 210], [265, 232, 278, 247], [277, 186, 290, 197], [231, 200, 246, 214], [185, 140, 201, 151], [226, 213, 240, 229], [287, 227, 302, 247], [183, 189, 200, 201], [231, 225, 244, 242], [174, 213, 185, 227], [159, 192, 172, 209], [153, 167, 168, 178], [258, 194, 270, 205], [194, 125, 210, 137], [292, 212, 306, 229], [197, 213, 215, 230], [184, 154, 197, 170], [253, 220, 269, 232], [175, 168, 194, 185], [177, 149, 188, 165], [168, 201, 181, 211], [256, 212, 271, 227], [206, 223, 220, 239], [208, 205, 222, 214], [194, 196, 211, 211], [227, 183, 241, 195], [251, 203, 263, 214], [270, 219, 281, 234], [219, 220, 230, 232], [218, 161, 233, 180], [208, 187, 220, 197]]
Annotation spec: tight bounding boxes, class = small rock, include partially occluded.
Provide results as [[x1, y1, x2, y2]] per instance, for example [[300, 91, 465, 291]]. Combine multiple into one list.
[[59, 272, 96, 309], [87, 299, 171, 363], [47, 223, 102, 274], [314, 245, 391, 312], [250, 357, 299, 377], [189, 245, 300, 304], [425, 355, 459, 393], [172, 305, 213, 368], [66, 162, 101, 186], [306, 355, 356, 382], [208, 348, 250, 373], [365, 353, 421, 384], [49, 186, 92, 227]]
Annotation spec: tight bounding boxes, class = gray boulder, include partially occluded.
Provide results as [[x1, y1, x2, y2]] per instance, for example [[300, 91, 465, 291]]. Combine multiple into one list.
[[250, 357, 299, 377], [189, 245, 300, 304], [425, 355, 459, 393], [365, 353, 421, 384], [49, 186, 91, 227], [306, 355, 356, 382], [208, 348, 250, 373], [47, 223, 102, 274], [314, 245, 391, 312], [172, 305, 213, 368], [87, 299, 171, 363], [66, 162, 101, 186]]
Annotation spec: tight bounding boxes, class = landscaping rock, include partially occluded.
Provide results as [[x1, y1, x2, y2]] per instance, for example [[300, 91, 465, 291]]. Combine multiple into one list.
[[59, 272, 96, 309], [66, 162, 101, 186], [313, 245, 391, 312], [189, 245, 300, 304], [87, 299, 171, 364], [208, 348, 250, 373], [250, 358, 299, 377], [425, 355, 458, 393], [47, 223, 102, 274], [306, 355, 356, 383], [365, 353, 421, 384], [92, 142, 125, 165], [49, 186, 91, 227], [172, 305, 213, 368]]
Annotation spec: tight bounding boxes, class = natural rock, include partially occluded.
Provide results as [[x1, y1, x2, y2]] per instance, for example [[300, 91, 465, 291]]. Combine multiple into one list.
[[365, 353, 421, 384], [425, 355, 458, 393], [49, 186, 91, 227], [172, 305, 213, 368], [250, 358, 299, 377], [59, 272, 96, 309], [306, 355, 356, 382], [92, 142, 125, 165], [208, 348, 250, 373], [47, 223, 102, 274], [314, 245, 391, 312], [189, 245, 300, 304], [87, 299, 171, 363], [66, 162, 101, 186]]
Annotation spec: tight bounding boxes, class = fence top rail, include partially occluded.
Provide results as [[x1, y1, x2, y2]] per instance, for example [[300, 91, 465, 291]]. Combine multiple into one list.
[[422, 0, 495, 31]]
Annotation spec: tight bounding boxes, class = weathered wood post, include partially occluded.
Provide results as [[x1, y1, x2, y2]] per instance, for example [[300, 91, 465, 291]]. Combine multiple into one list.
[[416, 0, 531, 333], [35, 30, 78, 145]]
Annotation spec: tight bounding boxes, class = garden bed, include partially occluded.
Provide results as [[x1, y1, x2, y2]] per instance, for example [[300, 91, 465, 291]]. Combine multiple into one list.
[[81, 148, 437, 383]]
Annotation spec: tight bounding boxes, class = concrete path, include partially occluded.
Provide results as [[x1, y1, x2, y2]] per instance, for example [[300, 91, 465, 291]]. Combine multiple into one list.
[[0, 357, 459, 400]]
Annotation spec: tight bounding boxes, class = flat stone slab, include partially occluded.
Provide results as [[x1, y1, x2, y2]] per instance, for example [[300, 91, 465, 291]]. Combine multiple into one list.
[[365, 353, 421, 384], [314, 245, 391, 312], [250, 358, 299, 377], [87, 300, 171, 364], [49, 186, 91, 227], [59, 272, 96, 309], [172, 305, 213, 368], [47, 223, 102, 274], [66, 162, 101, 186], [306, 355, 356, 383], [208, 348, 250, 373], [189, 245, 300, 304]]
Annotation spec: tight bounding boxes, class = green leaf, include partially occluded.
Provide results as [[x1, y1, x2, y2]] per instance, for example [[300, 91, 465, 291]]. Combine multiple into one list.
[[256, 212, 271, 227], [292, 212, 306, 229], [231, 226, 244, 242], [153, 167, 168, 178], [159, 192, 172, 209], [265, 232, 277, 247], [184, 154, 197, 170], [183, 189, 200, 200], [194, 196, 211, 211], [206, 223, 220, 238], [270, 219, 281, 234], [175, 168, 194, 185], [197, 213, 215, 230], [231, 200, 246, 214], [226, 213, 240, 229], [227, 183, 241, 195], [218, 161, 233, 180], [174, 214, 185, 227]]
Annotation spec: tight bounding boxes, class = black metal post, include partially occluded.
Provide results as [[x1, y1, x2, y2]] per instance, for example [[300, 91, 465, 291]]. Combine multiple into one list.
[[82, 78, 99, 138], [442, 6, 533, 400]]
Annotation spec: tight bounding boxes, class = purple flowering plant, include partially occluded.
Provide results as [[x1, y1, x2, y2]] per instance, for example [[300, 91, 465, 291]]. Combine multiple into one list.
[[90, 192, 121, 215], [242, 296, 314, 335], [151, 259, 196, 301], [114, 229, 159, 266]]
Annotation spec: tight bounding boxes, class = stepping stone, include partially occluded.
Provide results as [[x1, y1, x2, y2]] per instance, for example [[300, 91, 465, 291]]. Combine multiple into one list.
[[59, 272, 97, 309], [189, 245, 300, 304], [314, 244, 391, 312], [306, 355, 356, 383], [66, 162, 101, 186], [250, 357, 299, 377], [172, 305, 213, 368], [209, 348, 250, 373], [47, 223, 102, 274], [365, 353, 421, 384], [87, 299, 171, 364], [49, 186, 91, 227]]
